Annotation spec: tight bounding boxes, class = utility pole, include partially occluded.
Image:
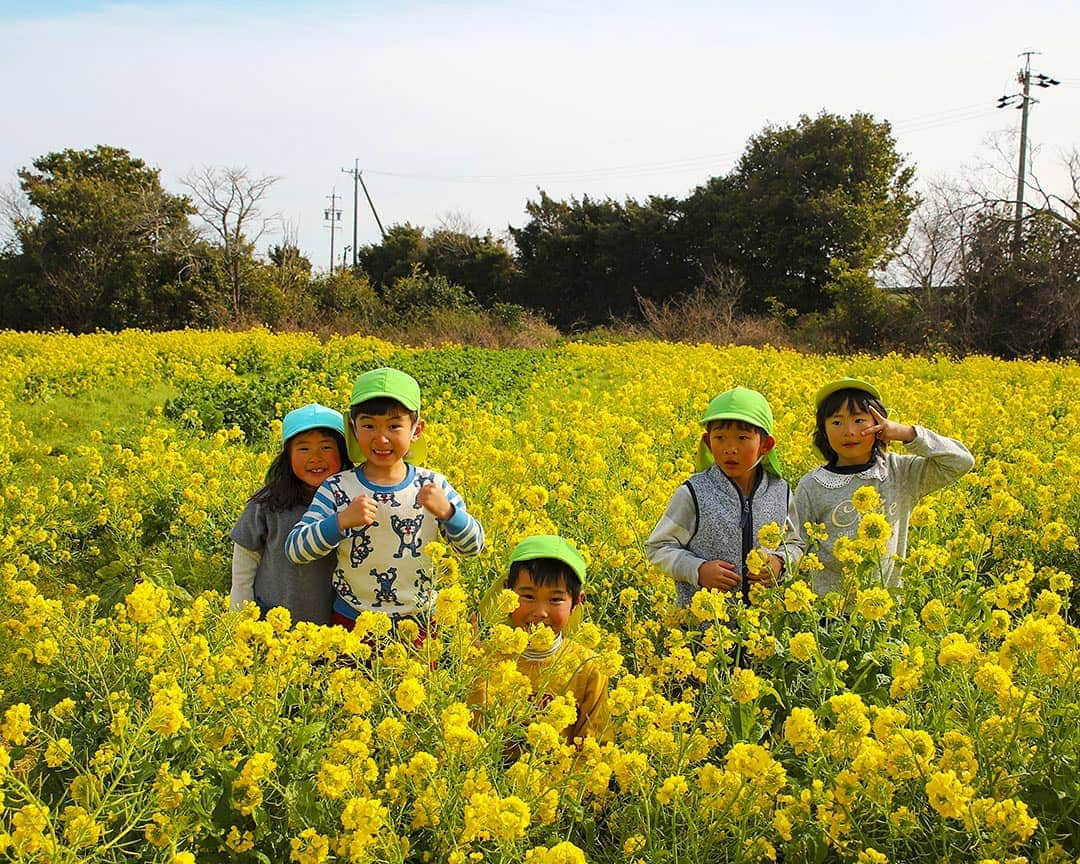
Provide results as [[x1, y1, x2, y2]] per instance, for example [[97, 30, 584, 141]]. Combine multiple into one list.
[[323, 189, 342, 274], [997, 51, 1059, 255], [341, 159, 360, 268]]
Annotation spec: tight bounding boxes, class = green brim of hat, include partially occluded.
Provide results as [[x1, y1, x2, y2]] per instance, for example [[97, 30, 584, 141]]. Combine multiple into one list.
[[814, 377, 881, 409], [509, 534, 587, 583]]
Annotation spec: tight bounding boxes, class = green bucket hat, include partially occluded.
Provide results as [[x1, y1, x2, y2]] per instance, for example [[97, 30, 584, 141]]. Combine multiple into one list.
[[281, 403, 345, 442], [345, 367, 426, 466], [693, 386, 781, 475], [814, 377, 882, 410]]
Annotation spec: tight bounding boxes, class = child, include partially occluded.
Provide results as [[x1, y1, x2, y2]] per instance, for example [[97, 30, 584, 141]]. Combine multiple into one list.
[[478, 535, 610, 746], [230, 403, 351, 624], [646, 387, 798, 610], [286, 367, 484, 632], [793, 377, 974, 596]]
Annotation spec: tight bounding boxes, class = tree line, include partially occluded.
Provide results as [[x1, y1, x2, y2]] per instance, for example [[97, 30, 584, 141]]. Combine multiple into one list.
[[1, 113, 1077, 358]]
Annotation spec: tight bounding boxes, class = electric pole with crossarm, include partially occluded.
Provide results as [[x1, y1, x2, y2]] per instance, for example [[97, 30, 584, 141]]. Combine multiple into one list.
[[997, 51, 1059, 255]]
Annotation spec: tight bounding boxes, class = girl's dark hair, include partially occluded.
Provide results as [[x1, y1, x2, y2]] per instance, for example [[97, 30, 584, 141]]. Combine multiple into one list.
[[250, 427, 352, 511], [507, 558, 583, 604], [813, 388, 889, 466]]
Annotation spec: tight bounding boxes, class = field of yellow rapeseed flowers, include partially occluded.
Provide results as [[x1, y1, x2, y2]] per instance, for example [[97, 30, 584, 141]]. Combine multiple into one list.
[[0, 329, 1078, 864]]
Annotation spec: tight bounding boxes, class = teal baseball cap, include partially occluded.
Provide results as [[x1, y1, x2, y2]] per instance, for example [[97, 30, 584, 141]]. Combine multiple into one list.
[[282, 403, 345, 442], [694, 386, 782, 475]]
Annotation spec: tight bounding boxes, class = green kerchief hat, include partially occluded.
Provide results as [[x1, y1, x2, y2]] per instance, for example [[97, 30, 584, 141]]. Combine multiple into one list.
[[694, 386, 782, 476]]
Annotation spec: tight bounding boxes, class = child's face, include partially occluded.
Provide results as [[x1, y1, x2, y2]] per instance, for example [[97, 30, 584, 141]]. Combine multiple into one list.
[[824, 400, 876, 466], [289, 429, 344, 490], [507, 570, 582, 636], [704, 422, 774, 488], [351, 408, 421, 471]]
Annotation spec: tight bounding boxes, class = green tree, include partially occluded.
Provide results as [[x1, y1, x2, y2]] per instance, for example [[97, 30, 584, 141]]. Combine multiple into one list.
[[2, 145, 206, 332], [963, 209, 1080, 358], [509, 191, 690, 328], [683, 111, 917, 314]]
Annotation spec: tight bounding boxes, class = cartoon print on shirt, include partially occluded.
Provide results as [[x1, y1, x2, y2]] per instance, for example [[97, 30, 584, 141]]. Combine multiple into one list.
[[349, 527, 377, 568], [326, 474, 350, 508], [371, 567, 402, 607], [372, 490, 400, 508], [391, 513, 424, 558], [414, 567, 433, 609]]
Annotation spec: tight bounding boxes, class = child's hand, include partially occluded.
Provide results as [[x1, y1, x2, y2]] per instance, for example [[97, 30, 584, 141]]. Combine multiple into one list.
[[418, 482, 454, 521], [865, 405, 916, 445], [338, 494, 378, 531], [747, 554, 783, 587], [697, 559, 741, 591]]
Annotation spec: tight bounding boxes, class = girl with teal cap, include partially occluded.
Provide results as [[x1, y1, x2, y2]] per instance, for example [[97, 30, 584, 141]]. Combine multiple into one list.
[[230, 403, 352, 624]]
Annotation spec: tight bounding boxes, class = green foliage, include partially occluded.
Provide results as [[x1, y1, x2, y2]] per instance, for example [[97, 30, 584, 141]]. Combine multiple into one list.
[[1, 145, 213, 332], [683, 111, 917, 314], [818, 259, 902, 350], [358, 224, 518, 307], [382, 266, 479, 318], [509, 191, 690, 328], [963, 210, 1080, 358]]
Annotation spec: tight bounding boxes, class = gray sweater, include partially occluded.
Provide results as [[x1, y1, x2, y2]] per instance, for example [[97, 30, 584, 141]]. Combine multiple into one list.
[[792, 425, 974, 596]]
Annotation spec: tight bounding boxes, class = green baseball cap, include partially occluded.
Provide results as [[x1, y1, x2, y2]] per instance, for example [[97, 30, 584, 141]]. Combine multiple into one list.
[[694, 386, 782, 475], [509, 534, 587, 585], [281, 403, 345, 442], [350, 367, 421, 411], [814, 377, 882, 409]]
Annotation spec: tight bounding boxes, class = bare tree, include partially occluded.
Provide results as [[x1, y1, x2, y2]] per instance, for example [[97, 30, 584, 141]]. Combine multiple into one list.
[[182, 166, 280, 316]]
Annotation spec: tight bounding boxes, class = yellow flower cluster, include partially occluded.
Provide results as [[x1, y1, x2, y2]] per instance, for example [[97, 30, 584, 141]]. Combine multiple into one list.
[[0, 332, 1077, 862]]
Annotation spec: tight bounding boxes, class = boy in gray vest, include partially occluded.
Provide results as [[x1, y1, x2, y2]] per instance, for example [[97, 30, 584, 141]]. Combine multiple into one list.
[[646, 387, 799, 609]]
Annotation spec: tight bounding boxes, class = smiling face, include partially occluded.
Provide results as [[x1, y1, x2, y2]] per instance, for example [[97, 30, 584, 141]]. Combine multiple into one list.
[[703, 420, 774, 495], [288, 429, 344, 490], [350, 405, 422, 483], [824, 399, 877, 467], [507, 568, 583, 636]]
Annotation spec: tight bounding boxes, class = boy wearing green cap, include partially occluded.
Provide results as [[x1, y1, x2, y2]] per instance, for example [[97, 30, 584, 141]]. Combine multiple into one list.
[[646, 386, 798, 609], [475, 535, 610, 746], [286, 367, 484, 631]]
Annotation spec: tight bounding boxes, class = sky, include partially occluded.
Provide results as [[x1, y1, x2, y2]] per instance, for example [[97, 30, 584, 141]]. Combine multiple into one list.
[[2, 0, 1079, 270]]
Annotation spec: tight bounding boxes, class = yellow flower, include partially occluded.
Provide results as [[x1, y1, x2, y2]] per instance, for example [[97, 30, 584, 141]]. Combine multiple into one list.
[[731, 668, 761, 704], [783, 581, 815, 614], [855, 588, 894, 622], [289, 828, 330, 864], [1, 704, 32, 745], [758, 522, 783, 548], [656, 774, 689, 805], [394, 678, 426, 713], [852, 485, 882, 514], [925, 770, 974, 819], [783, 707, 821, 754]]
